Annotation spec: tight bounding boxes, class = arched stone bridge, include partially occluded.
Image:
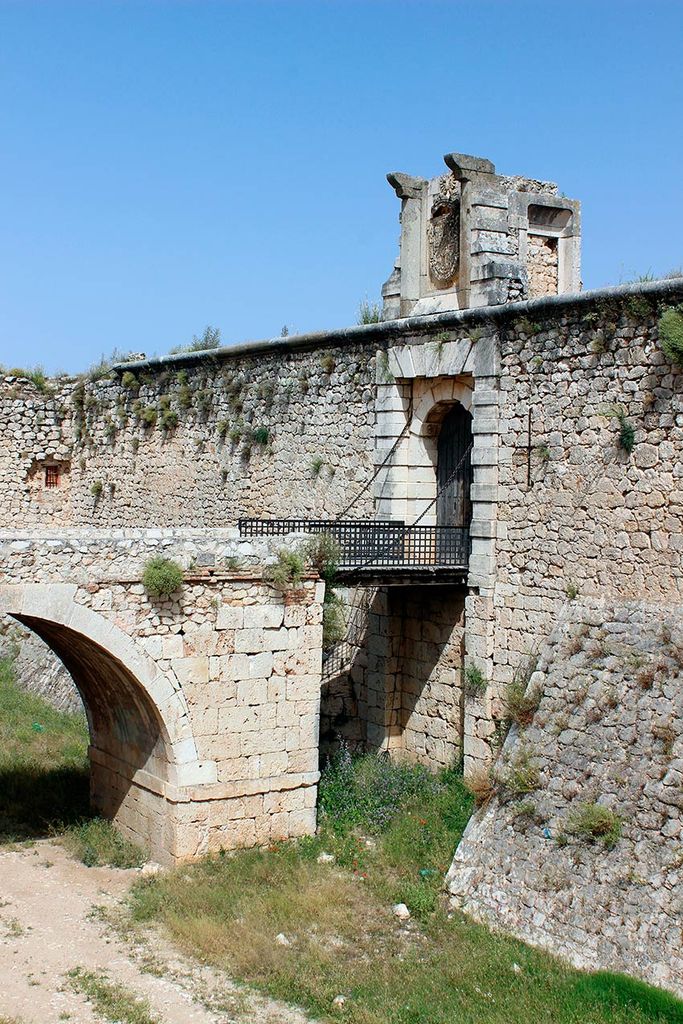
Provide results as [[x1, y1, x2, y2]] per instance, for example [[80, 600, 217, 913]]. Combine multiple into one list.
[[0, 529, 324, 864]]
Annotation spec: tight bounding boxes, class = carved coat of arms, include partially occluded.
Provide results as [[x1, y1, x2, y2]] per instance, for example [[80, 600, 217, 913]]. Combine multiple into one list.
[[428, 197, 460, 289]]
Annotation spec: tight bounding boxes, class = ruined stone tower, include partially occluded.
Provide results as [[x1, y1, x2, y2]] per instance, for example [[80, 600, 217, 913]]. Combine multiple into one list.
[[381, 151, 581, 318]]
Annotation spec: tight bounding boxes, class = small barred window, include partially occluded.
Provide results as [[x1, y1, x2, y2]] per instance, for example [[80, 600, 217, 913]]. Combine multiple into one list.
[[45, 465, 60, 488]]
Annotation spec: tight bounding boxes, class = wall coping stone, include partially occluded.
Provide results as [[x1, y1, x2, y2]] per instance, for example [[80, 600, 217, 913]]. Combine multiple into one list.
[[111, 278, 683, 373]]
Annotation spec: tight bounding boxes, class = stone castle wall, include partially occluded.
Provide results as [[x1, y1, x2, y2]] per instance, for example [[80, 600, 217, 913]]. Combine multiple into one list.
[[448, 597, 683, 998], [0, 340, 378, 528], [4, 278, 683, 780], [472, 282, 683, 766]]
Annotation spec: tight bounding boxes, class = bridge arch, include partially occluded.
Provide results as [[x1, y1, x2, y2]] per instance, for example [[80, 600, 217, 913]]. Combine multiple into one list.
[[0, 583, 212, 862]]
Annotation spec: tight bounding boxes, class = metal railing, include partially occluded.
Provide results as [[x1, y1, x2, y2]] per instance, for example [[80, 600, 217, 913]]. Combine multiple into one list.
[[238, 518, 470, 570]]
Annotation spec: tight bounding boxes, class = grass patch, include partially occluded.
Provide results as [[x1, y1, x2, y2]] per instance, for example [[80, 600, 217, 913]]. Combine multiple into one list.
[[62, 818, 146, 868], [504, 678, 542, 728], [129, 748, 679, 1023], [67, 968, 159, 1024], [564, 802, 623, 849], [0, 652, 140, 863], [0, 652, 90, 843]]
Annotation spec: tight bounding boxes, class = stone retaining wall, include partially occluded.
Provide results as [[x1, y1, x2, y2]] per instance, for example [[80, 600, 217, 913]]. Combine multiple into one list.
[[448, 597, 683, 997], [471, 282, 683, 769]]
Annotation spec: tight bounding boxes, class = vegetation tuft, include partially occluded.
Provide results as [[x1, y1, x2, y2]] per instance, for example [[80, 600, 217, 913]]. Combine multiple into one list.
[[564, 802, 623, 849], [63, 818, 146, 868], [68, 968, 159, 1024], [5, 365, 50, 392], [169, 325, 221, 356], [266, 548, 305, 591], [141, 557, 184, 599], [504, 678, 542, 728], [250, 425, 271, 445], [301, 533, 346, 650], [463, 663, 486, 697], [357, 298, 382, 324], [616, 411, 635, 453], [658, 305, 683, 365], [497, 747, 541, 799]]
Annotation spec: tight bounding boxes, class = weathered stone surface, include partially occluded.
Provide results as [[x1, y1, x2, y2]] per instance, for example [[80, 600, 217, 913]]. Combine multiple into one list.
[[448, 598, 683, 999]]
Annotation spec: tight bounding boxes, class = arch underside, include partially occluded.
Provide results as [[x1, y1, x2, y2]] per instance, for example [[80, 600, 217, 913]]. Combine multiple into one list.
[[9, 611, 175, 861]]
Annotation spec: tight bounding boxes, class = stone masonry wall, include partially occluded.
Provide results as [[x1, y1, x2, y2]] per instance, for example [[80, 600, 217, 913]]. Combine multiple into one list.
[[5, 279, 683, 784], [466, 279, 683, 770], [0, 620, 81, 713], [321, 585, 465, 769], [448, 597, 683, 998], [526, 235, 558, 298], [0, 529, 323, 862], [0, 341, 378, 529]]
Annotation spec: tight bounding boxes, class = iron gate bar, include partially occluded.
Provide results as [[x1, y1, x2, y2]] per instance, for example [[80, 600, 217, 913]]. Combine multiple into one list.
[[238, 519, 470, 570]]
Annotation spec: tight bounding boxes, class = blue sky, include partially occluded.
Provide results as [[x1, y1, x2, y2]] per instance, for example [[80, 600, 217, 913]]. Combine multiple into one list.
[[1, 0, 682, 373]]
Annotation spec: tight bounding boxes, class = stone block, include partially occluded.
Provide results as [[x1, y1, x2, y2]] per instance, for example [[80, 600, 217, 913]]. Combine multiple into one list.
[[172, 656, 210, 686], [243, 604, 284, 629], [237, 678, 268, 706], [234, 628, 265, 654], [217, 604, 244, 630]]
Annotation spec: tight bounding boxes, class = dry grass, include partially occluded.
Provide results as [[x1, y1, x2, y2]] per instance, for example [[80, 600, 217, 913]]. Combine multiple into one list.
[[67, 968, 158, 1024], [504, 679, 542, 727], [464, 767, 495, 806]]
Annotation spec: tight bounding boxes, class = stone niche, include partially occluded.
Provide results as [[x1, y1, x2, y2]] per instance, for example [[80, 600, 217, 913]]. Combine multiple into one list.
[[381, 151, 581, 318]]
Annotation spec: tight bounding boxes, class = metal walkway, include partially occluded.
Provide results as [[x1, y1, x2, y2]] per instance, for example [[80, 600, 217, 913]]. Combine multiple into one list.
[[238, 518, 470, 584]]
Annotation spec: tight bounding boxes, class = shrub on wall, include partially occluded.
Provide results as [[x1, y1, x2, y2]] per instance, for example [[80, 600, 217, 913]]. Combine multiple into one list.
[[618, 417, 635, 453], [140, 406, 157, 428], [250, 426, 270, 445], [142, 557, 184, 598], [658, 305, 683, 364], [303, 533, 340, 585], [504, 678, 542, 727], [463, 664, 486, 697], [266, 549, 305, 591], [497, 747, 541, 799]]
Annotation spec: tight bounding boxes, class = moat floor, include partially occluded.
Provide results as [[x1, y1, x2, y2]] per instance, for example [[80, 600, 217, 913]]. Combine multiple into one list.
[[0, 840, 311, 1024]]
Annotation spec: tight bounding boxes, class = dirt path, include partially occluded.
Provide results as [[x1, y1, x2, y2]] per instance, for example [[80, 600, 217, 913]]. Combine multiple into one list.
[[0, 840, 311, 1024]]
